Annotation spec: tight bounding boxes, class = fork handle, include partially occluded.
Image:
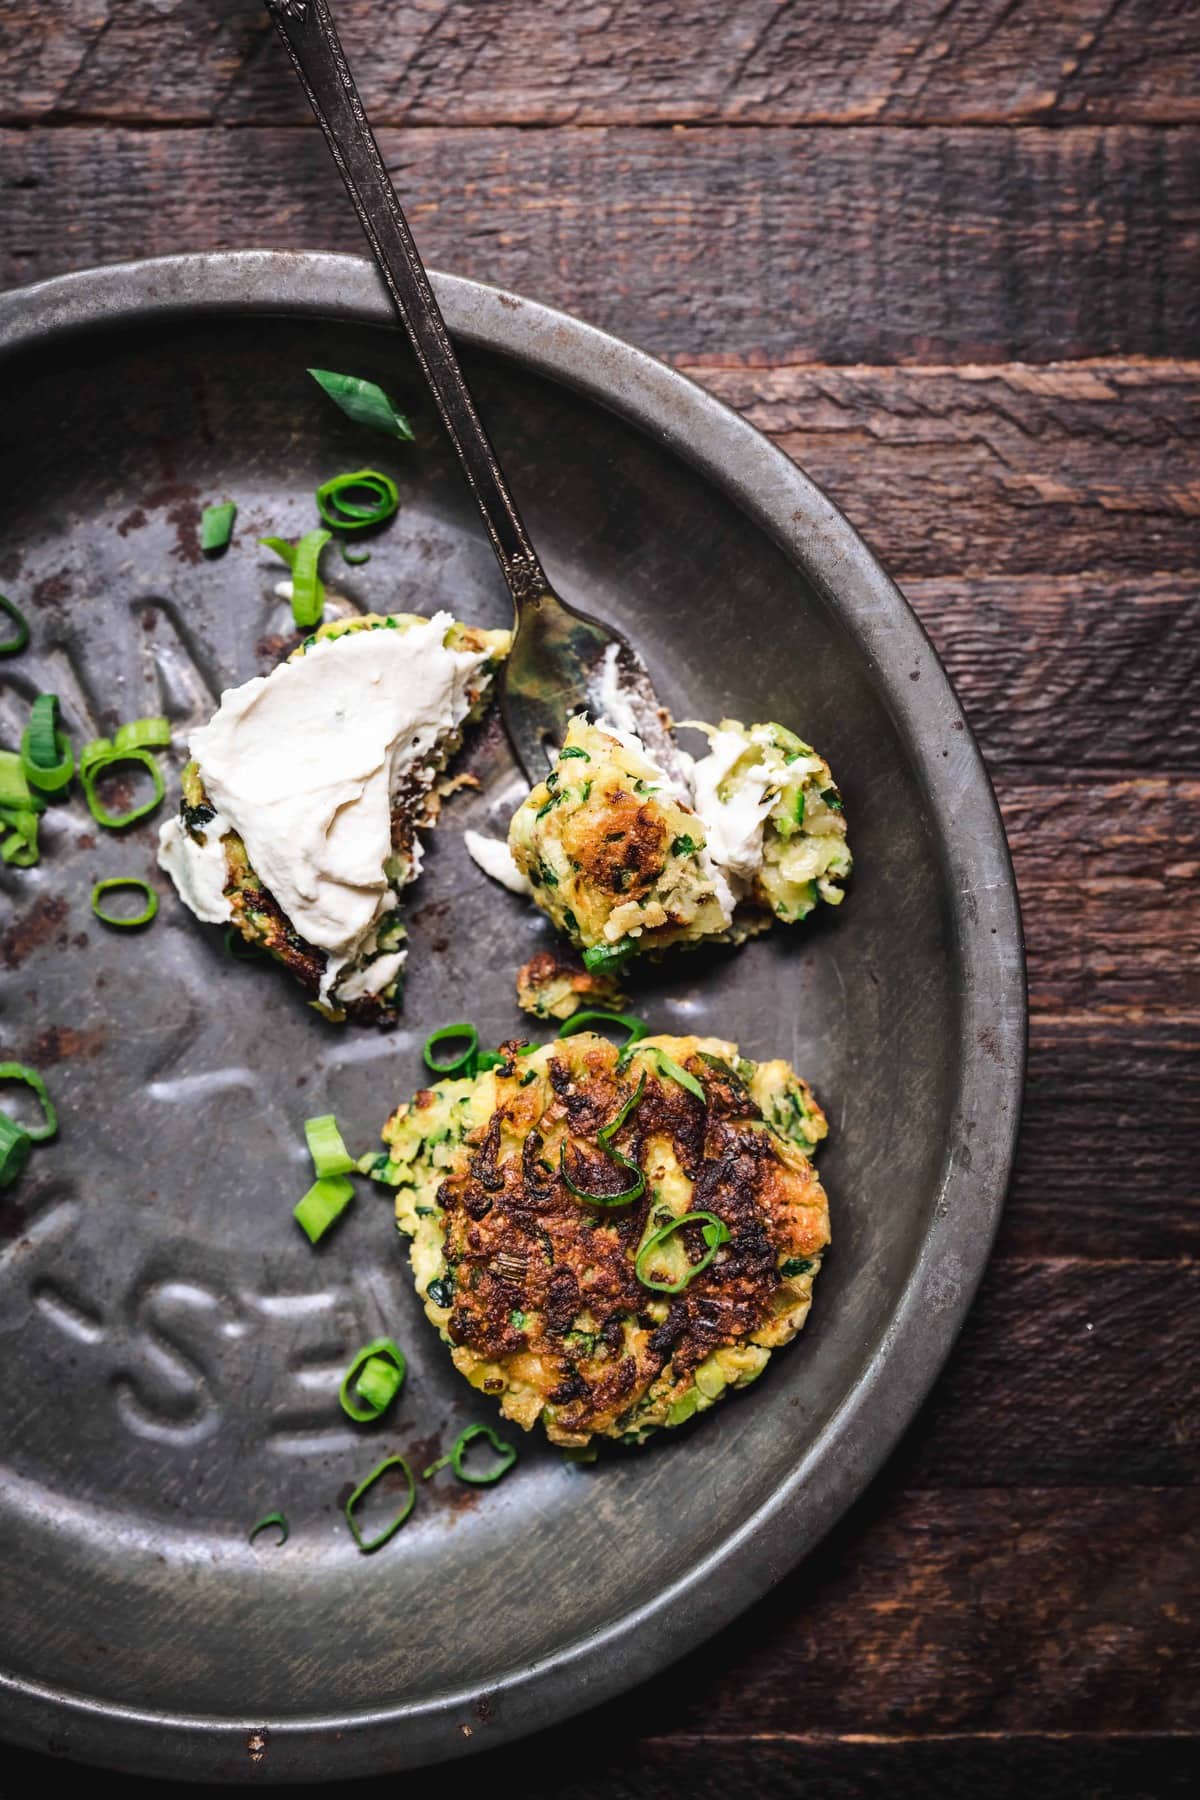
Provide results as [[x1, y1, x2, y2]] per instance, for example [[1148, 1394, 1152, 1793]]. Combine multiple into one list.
[[264, 0, 550, 608]]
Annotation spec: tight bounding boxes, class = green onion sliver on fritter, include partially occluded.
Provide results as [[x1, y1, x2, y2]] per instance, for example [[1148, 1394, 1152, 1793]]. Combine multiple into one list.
[[642, 1046, 706, 1102], [0, 1063, 57, 1143], [316, 469, 400, 533], [0, 595, 30, 658], [559, 1069, 647, 1207], [294, 1173, 355, 1244], [0, 1115, 32, 1190], [21, 694, 74, 793], [200, 501, 237, 554], [635, 1211, 731, 1295], [345, 1454, 416, 1553], [423, 1423, 517, 1486], [304, 1112, 355, 1178], [248, 1510, 288, 1547], [309, 369, 415, 441], [423, 1022, 481, 1079], [339, 1337, 406, 1423], [582, 940, 634, 975], [557, 1010, 647, 1051], [91, 878, 158, 929]]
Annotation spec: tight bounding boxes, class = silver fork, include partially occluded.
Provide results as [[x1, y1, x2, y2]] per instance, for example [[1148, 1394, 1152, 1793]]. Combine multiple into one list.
[[264, 0, 674, 784]]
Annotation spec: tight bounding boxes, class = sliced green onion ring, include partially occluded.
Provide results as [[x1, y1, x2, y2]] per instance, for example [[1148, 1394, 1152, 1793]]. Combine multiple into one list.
[[92, 877, 158, 928], [80, 746, 165, 830], [0, 1115, 32, 1189], [0, 811, 39, 867], [635, 1211, 731, 1295], [345, 1454, 416, 1553], [248, 1510, 288, 1546], [423, 1023, 480, 1079], [293, 1173, 355, 1244], [0, 595, 29, 657], [341, 544, 371, 566], [309, 369, 415, 441], [304, 1112, 355, 1178], [24, 694, 63, 766], [557, 1010, 647, 1050], [339, 1337, 407, 1423], [315, 469, 400, 532], [0, 1063, 57, 1143], [113, 715, 171, 753], [291, 528, 331, 629], [200, 501, 237, 554], [0, 750, 33, 808], [423, 1423, 517, 1485]]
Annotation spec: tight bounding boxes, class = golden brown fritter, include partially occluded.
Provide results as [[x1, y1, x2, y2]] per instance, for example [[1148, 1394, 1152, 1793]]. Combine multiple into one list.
[[379, 1032, 831, 1447]]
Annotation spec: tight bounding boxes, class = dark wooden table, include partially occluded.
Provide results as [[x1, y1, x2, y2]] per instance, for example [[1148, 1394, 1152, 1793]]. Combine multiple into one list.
[[1, 4, 1196, 1795]]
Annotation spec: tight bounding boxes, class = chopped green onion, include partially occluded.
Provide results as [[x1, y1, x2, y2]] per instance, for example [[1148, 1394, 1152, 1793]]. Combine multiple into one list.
[[293, 1173, 355, 1244], [114, 716, 171, 753], [781, 1256, 816, 1279], [0, 595, 30, 657], [316, 469, 399, 533], [670, 833, 698, 857], [304, 1112, 355, 1178], [309, 369, 415, 441], [341, 544, 371, 566], [0, 750, 33, 808], [0, 812, 39, 867], [339, 1337, 406, 1422], [556, 1010, 647, 1050], [0, 1064, 57, 1143], [23, 694, 65, 770], [582, 940, 634, 974], [80, 747, 165, 830], [560, 1070, 647, 1206], [423, 1023, 480, 1079], [91, 877, 158, 929], [635, 1211, 731, 1294], [248, 1510, 288, 1546], [423, 1423, 517, 1486], [0, 1115, 32, 1189], [200, 501, 237, 554], [559, 747, 591, 761], [261, 530, 331, 629], [644, 1047, 706, 1103], [345, 1454, 416, 1553]]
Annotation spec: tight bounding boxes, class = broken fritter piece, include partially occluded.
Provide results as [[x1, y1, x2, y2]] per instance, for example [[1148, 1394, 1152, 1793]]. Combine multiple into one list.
[[515, 946, 630, 1021]]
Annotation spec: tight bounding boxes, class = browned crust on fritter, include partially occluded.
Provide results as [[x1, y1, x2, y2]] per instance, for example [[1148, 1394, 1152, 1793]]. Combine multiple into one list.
[[435, 1041, 827, 1441], [558, 789, 668, 903]]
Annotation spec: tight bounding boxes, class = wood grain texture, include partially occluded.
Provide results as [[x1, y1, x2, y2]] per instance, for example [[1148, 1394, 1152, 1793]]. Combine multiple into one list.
[[1006, 1018, 1198, 1257], [1, 1, 1196, 128], [905, 575, 1200, 768], [1, 126, 1198, 363], [901, 1262, 1199, 1484], [687, 360, 1200, 576]]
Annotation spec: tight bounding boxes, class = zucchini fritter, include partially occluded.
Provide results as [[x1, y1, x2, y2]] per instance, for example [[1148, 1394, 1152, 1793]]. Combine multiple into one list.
[[377, 1031, 831, 1447], [506, 714, 851, 974]]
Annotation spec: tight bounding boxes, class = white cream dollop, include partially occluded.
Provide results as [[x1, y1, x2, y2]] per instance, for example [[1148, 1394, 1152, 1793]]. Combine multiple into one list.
[[687, 726, 776, 887], [158, 811, 234, 924], [463, 829, 533, 895], [159, 615, 489, 999]]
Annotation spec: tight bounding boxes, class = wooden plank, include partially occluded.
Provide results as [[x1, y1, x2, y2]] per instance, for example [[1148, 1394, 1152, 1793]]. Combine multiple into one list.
[[4, 1732, 1195, 1797], [661, 1488, 1200, 1738], [996, 776, 1200, 1015], [902, 1262, 1200, 1486], [1, 126, 1197, 364], [1006, 1018, 1199, 1258], [906, 576, 1200, 770], [1, 2, 1197, 128], [686, 362, 1200, 579]]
